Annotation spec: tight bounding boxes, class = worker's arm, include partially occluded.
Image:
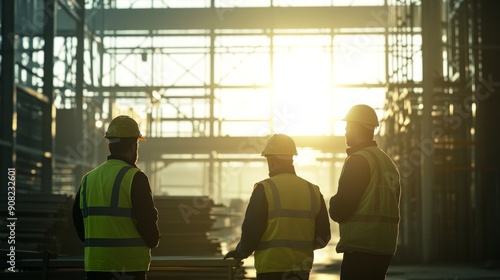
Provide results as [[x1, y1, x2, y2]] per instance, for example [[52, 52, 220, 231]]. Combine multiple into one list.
[[329, 155, 370, 222], [314, 195, 331, 249], [72, 188, 85, 242], [131, 171, 161, 249], [226, 184, 268, 260]]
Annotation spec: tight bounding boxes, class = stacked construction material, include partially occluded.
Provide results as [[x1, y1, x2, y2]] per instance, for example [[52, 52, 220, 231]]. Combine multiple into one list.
[[0, 194, 248, 279], [0, 255, 246, 280], [153, 196, 225, 256], [148, 256, 245, 280], [0, 194, 234, 257], [142, 196, 248, 279], [0, 193, 82, 256]]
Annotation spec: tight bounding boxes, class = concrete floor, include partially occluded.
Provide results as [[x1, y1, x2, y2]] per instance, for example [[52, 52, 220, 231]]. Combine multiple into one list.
[[244, 264, 500, 280], [384, 264, 500, 280], [310, 263, 500, 280], [233, 244, 500, 280], [241, 255, 500, 280]]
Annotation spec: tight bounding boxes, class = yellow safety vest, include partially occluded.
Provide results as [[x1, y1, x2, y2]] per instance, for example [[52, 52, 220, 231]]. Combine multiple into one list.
[[337, 146, 401, 255], [254, 174, 322, 273], [80, 159, 151, 271]]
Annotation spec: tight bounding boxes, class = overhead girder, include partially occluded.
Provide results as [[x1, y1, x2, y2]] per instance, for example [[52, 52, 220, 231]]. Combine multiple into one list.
[[54, 6, 421, 34], [139, 135, 345, 160]]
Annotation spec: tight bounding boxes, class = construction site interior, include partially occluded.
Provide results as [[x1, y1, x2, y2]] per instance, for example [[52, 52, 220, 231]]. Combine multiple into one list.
[[1, 0, 500, 279]]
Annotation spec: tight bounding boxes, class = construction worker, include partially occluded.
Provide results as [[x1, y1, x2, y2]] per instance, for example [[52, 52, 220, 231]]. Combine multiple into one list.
[[224, 134, 331, 280], [72, 115, 160, 280], [329, 105, 401, 280]]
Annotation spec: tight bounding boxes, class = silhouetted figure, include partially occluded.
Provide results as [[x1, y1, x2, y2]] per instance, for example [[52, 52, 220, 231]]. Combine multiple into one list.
[[73, 116, 160, 280], [225, 134, 331, 280], [329, 105, 401, 280]]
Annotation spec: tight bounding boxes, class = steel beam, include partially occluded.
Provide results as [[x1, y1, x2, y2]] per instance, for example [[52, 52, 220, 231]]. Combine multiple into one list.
[[74, 0, 86, 189], [476, 0, 500, 262], [56, 6, 396, 33], [138, 136, 344, 160], [41, 0, 57, 194], [421, 0, 442, 264], [0, 0, 16, 195]]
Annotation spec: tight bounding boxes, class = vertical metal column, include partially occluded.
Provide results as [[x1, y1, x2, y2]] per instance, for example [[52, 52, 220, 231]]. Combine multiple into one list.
[[208, 152, 215, 200], [421, 0, 442, 263], [476, 0, 500, 262], [383, 0, 389, 87], [74, 0, 85, 184], [269, 30, 275, 132], [0, 0, 16, 195], [208, 27, 216, 196], [209, 30, 216, 137], [42, 0, 56, 194]]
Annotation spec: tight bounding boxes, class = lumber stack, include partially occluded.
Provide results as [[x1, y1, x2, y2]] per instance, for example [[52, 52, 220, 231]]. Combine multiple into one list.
[[0, 255, 246, 280], [153, 196, 225, 256], [0, 193, 82, 255]]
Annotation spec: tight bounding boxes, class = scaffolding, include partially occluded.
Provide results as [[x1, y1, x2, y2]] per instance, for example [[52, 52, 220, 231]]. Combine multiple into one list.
[[0, 0, 86, 194], [3, 0, 500, 263], [49, 2, 390, 200], [384, 0, 500, 263]]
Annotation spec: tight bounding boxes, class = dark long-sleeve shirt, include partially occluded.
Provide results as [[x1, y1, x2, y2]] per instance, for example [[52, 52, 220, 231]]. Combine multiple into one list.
[[329, 141, 375, 222], [72, 155, 161, 249], [232, 165, 331, 259]]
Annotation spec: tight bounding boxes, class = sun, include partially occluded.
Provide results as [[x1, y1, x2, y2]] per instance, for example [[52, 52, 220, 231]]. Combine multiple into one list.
[[271, 48, 334, 136]]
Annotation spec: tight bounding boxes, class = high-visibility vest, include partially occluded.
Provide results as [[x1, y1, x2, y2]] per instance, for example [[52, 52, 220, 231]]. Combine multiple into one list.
[[254, 174, 322, 273], [337, 146, 401, 255], [80, 159, 151, 271]]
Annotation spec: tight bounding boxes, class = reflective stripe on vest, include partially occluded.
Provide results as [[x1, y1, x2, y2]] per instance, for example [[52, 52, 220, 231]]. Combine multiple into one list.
[[82, 166, 133, 218], [254, 174, 321, 273], [347, 148, 400, 225], [82, 166, 144, 247], [337, 146, 401, 255], [266, 178, 317, 220], [81, 161, 150, 271]]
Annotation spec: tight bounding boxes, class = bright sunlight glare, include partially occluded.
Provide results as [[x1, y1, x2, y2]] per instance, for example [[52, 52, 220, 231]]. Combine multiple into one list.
[[272, 47, 332, 136], [97, 32, 387, 138], [270, 35, 385, 136]]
